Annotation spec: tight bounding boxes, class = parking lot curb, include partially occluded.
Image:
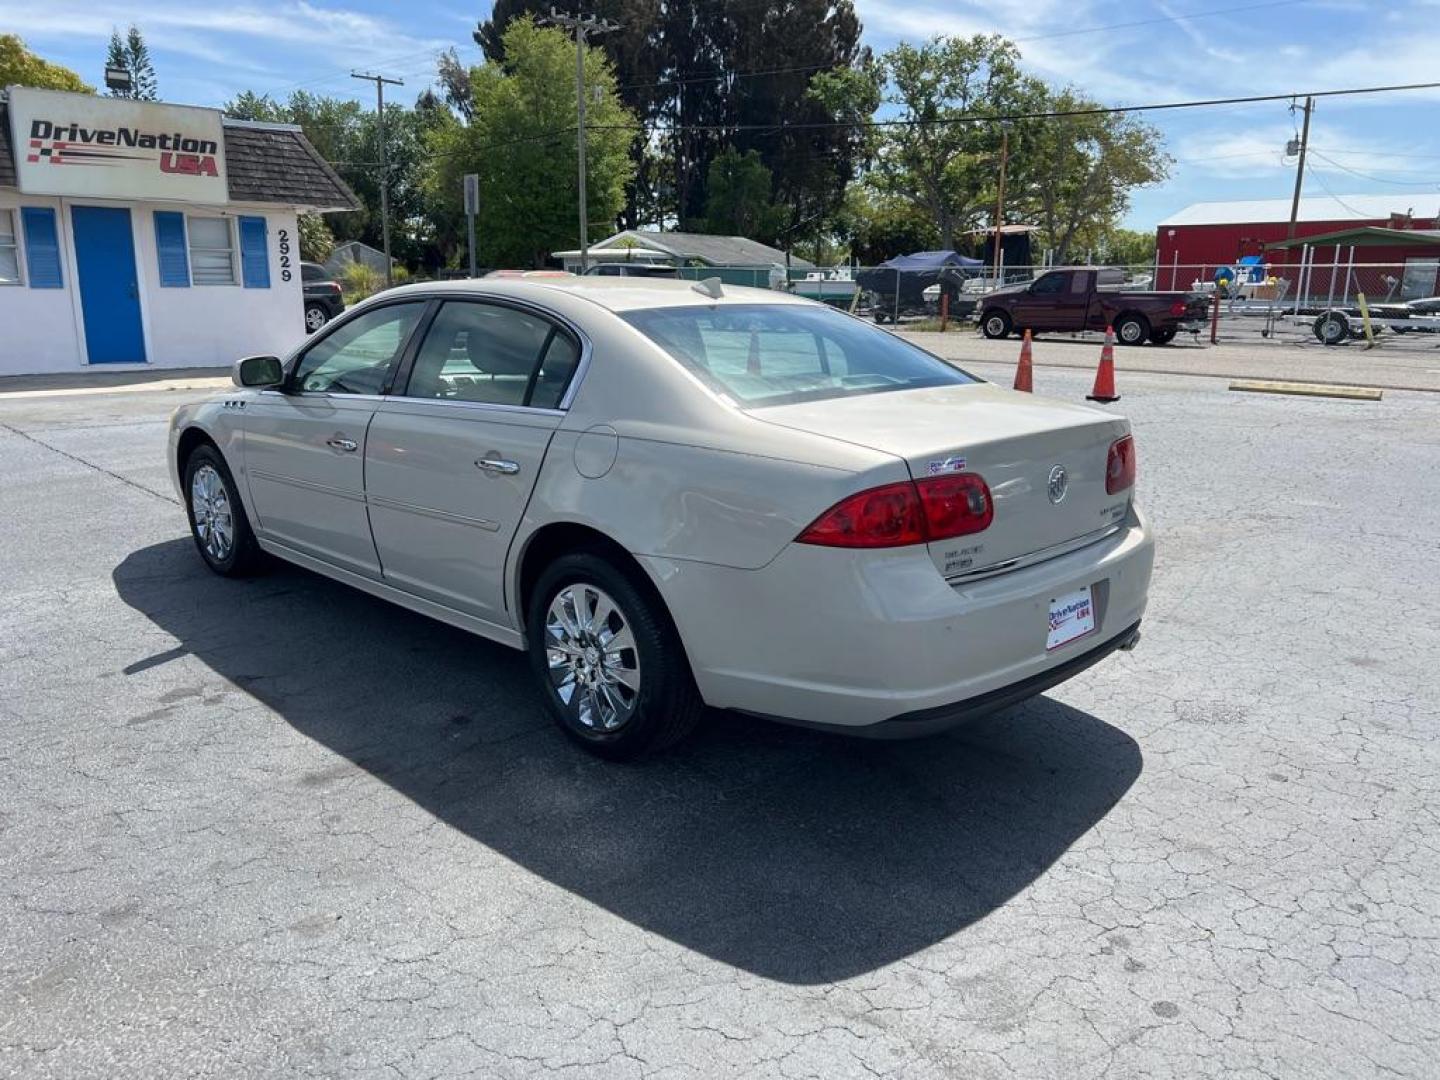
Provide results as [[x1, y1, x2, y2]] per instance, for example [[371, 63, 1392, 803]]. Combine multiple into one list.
[[1228, 379, 1383, 401]]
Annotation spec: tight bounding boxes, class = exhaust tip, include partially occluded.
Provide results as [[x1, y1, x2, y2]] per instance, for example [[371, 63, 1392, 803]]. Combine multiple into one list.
[[1118, 629, 1141, 652]]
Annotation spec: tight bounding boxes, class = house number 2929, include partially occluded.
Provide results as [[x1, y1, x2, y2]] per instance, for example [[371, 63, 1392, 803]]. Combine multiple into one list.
[[277, 228, 294, 282]]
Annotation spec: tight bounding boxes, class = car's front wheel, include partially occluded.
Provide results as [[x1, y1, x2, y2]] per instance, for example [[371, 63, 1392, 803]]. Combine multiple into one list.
[[527, 552, 703, 760], [304, 303, 330, 333], [184, 445, 261, 577], [981, 309, 1012, 339]]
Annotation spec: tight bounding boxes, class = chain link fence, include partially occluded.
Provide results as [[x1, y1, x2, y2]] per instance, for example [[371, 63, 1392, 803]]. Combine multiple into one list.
[[668, 259, 1440, 349]]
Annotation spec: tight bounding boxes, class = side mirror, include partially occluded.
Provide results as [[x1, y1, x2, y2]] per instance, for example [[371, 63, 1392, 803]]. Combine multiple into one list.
[[233, 354, 283, 389]]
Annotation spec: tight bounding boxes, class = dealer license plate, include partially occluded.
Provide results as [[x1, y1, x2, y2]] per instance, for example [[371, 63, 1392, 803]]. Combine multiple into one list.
[[1047, 586, 1096, 650]]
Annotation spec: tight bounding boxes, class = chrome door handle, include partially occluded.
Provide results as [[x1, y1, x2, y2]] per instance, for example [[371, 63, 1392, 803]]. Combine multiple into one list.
[[326, 436, 358, 452], [475, 457, 520, 476]]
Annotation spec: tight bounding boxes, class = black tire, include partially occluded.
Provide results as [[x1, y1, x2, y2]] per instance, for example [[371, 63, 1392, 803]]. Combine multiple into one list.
[[980, 309, 1012, 339], [1313, 311, 1349, 345], [1149, 327, 1177, 346], [527, 552, 704, 760], [183, 444, 262, 577], [304, 303, 330, 333], [1115, 313, 1150, 346]]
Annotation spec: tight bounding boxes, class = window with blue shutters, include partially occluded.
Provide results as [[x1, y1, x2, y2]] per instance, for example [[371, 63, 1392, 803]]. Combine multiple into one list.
[[239, 216, 270, 289], [153, 211, 190, 287], [20, 208, 64, 289]]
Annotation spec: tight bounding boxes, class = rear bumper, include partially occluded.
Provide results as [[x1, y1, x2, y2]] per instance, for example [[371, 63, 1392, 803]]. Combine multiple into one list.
[[640, 503, 1154, 730]]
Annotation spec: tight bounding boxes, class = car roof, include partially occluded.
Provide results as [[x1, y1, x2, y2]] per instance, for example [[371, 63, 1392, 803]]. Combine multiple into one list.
[[370, 277, 813, 313]]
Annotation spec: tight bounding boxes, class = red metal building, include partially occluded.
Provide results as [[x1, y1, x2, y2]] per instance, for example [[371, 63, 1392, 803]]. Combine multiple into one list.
[[1154, 194, 1440, 291]]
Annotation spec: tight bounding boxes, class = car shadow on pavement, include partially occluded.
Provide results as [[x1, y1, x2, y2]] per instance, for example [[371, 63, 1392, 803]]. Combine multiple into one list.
[[114, 539, 1143, 985]]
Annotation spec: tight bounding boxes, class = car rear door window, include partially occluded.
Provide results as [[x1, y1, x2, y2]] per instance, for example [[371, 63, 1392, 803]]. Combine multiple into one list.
[[291, 302, 426, 395], [404, 301, 576, 408]]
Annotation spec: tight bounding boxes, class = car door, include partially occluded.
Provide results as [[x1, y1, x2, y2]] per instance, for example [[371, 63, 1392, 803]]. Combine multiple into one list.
[[243, 300, 428, 576], [1011, 270, 1069, 330], [364, 299, 583, 624]]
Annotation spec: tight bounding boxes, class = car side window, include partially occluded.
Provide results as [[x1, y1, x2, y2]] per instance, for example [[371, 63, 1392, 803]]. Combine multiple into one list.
[[301, 264, 326, 282], [291, 302, 426, 395], [529, 332, 581, 409], [404, 301, 576, 408], [1031, 273, 1066, 295]]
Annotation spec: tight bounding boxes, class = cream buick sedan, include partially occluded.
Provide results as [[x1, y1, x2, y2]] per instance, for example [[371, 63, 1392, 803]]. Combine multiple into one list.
[[169, 278, 1152, 759]]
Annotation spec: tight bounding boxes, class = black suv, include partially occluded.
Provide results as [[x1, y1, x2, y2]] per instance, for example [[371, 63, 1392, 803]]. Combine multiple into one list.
[[302, 262, 345, 332]]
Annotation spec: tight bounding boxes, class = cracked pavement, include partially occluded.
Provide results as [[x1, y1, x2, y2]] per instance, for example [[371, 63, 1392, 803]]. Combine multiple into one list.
[[0, 365, 1436, 1078]]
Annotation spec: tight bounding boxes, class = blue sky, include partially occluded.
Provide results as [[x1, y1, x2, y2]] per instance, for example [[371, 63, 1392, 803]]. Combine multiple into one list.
[[10, 0, 1440, 229]]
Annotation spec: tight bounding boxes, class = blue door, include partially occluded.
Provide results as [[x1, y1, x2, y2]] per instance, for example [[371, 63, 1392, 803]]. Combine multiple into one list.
[[71, 206, 146, 364]]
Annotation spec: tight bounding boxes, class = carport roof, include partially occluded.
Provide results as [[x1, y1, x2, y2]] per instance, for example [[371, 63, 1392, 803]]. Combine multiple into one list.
[[1264, 226, 1440, 250], [0, 104, 359, 212]]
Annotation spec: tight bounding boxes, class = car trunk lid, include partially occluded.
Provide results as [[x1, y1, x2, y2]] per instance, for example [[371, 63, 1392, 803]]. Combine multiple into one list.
[[752, 382, 1132, 577]]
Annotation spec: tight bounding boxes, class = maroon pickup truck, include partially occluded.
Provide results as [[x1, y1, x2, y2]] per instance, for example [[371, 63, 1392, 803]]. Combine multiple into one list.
[[976, 268, 1210, 346]]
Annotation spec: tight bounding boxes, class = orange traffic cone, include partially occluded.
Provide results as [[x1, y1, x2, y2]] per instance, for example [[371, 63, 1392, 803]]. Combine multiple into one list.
[[1013, 329, 1034, 393], [1086, 326, 1120, 403]]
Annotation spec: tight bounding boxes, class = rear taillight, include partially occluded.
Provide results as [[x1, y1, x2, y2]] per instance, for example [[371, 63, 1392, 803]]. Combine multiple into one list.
[[1170, 301, 1187, 316], [797, 473, 992, 548], [1106, 435, 1136, 494], [916, 472, 993, 539]]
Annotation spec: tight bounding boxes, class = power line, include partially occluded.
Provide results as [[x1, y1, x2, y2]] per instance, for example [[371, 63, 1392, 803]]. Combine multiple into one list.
[[1309, 151, 1440, 188], [584, 79, 1440, 137]]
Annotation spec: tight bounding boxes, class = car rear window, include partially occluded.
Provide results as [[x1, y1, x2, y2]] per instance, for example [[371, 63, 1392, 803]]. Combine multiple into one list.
[[622, 303, 976, 407]]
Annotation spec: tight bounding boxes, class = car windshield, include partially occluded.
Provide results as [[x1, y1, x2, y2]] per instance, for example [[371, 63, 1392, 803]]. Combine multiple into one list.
[[622, 303, 976, 407]]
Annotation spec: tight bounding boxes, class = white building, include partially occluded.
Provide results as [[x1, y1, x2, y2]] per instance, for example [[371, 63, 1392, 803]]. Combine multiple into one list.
[[0, 87, 357, 376]]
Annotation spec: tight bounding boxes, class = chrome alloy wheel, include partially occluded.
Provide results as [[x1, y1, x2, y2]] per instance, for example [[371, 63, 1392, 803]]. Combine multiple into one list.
[[544, 584, 642, 731], [305, 306, 328, 332], [191, 464, 235, 562]]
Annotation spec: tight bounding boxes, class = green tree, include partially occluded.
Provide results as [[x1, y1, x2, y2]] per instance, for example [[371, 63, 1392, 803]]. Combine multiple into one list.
[[0, 34, 94, 93], [839, 186, 942, 264], [426, 19, 637, 268], [297, 214, 336, 263], [105, 25, 158, 100], [867, 35, 1029, 251], [475, 0, 867, 234], [1091, 227, 1156, 268], [1015, 89, 1170, 264], [222, 89, 447, 269], [702, 148, 784, 242]]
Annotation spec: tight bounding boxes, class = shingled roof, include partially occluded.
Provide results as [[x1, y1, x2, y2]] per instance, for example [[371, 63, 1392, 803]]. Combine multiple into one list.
[[0, 103, 358, 212]]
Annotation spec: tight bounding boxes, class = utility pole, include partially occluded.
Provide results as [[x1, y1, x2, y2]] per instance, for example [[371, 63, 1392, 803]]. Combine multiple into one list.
[[1286, 96, 1314, 242], [992, 125, 1010, 285], [352, 70, 404, 287], [542, 9, 620, 273]]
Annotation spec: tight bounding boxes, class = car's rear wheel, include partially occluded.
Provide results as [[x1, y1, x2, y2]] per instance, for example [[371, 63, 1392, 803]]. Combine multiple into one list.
[[1149, 327, 1177, 345], [1115, 314, 1150, 345], [184, 445, 261, 577], [304, 303, 330, 333], [981, 310, 1012, 339], [527, 552, 703, 760]]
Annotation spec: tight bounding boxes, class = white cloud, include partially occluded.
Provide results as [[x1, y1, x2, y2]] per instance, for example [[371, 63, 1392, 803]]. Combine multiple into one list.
[[7, 1, 451, 103]]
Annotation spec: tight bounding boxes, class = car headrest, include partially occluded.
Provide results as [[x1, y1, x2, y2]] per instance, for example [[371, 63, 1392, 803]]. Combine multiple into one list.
[[466, 320, 538, 376]]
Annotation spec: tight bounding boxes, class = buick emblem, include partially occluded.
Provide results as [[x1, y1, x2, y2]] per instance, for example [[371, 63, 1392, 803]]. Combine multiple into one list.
[[1047, 464, 1068, 504]]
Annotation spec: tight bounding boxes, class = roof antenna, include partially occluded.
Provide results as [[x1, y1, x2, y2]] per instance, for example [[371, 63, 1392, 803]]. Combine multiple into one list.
[[691, 277, 724, 300]]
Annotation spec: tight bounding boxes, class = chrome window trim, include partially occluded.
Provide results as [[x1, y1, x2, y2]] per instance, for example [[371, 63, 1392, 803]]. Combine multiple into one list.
[[274, 289, 595, 413], [392, 292, 594, 414], [382, 395, 566, 419]]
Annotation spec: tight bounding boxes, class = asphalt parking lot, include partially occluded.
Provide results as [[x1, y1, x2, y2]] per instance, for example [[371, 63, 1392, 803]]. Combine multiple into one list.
[[1, 362, 1437, 1079]]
